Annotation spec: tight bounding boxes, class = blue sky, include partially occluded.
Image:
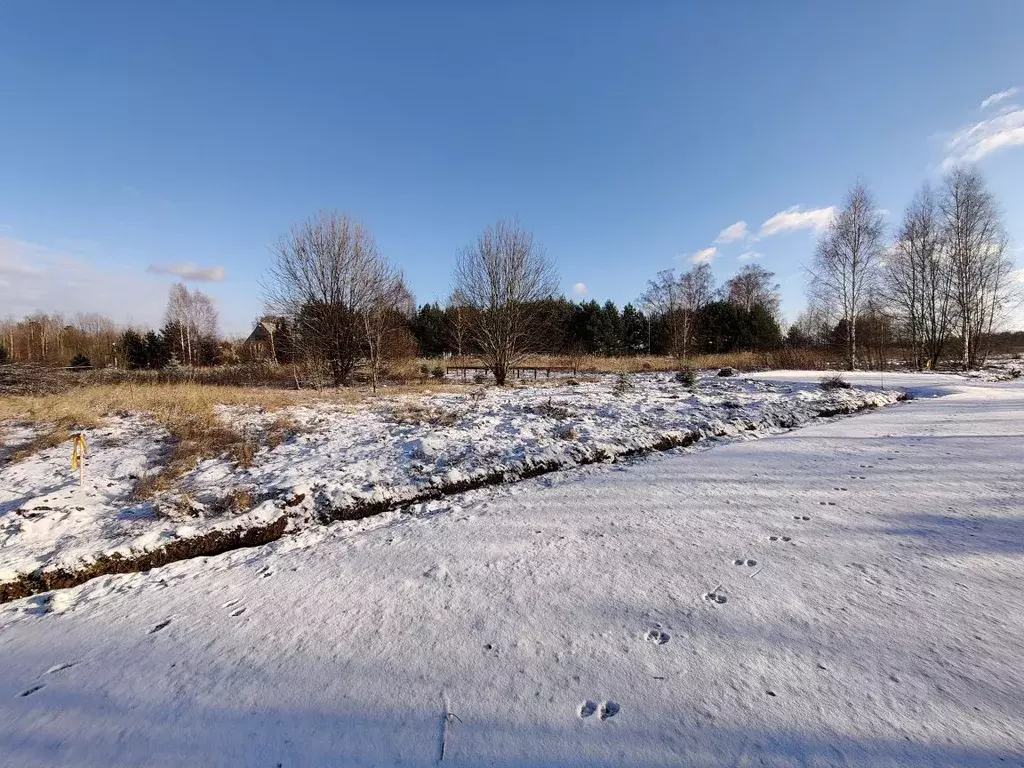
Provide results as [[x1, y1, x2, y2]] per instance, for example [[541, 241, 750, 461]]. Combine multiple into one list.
[[2, 0, 1023, 335]]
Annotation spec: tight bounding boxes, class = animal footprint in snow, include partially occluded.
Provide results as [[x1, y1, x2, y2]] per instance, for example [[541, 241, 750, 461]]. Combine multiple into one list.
[[768, 535, 792, 543], [579, 700, 598, 718], [645, 629, 670, 645], [817, 501, 836, 506], [230, 607, 246, 617], [599, 701, 620, 720], [19, 684, 45, 698], [733, 558, 757, 567], [703, 590, 728, 605], [832, 487, 849, 491], [148, 619, 172, 634], [793, 515, 811, 521]]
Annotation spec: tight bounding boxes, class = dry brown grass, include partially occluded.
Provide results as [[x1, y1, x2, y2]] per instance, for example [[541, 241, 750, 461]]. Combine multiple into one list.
[[515, 349, 839, 374]]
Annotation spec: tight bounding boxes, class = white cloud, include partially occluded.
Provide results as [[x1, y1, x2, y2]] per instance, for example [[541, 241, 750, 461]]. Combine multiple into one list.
[[758, 206, 836, 237], [147, 262, 226, 281], [738, 251, 762, 262], [714, 220, 749, 244], [980, 87, 1019, 110], [0, 234, 170, 326], [572, 282, 587, 296], [942, 107, 1024, 169], [688, 247, 718, 265]]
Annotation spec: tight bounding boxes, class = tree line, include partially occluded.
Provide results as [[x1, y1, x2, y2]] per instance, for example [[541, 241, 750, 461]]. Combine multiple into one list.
[[2, 165, 1017, 382], [0, 282, 222, 369], [259, 214, 786, 385]]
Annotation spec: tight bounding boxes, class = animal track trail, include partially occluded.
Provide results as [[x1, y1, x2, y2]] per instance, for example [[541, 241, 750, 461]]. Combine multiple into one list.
[[703, 590, 728, 605], [818, 501, 836, 506], [768, 535, 792, 543], [733, 558, 757, 567], [44, 662, 78, 675], [148, 619, 172, 635], [832, 487, 849, 491], [229, 607, 247, 618], [19, 684, 45, 698], [793, 515, 812, 521], [599, 701, 620, 720], [645, 629, 670, 645]]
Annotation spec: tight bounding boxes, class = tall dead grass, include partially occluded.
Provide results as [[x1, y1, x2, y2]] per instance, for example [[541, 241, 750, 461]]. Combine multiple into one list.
[[512, 349, 839, 374], [0, 384, 353, 492]]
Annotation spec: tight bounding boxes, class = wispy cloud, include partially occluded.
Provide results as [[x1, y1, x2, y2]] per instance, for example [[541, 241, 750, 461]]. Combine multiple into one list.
[[738, 251, 762, 262], [758, 206, 836, 237], [714, 220, 749, 244], [147, 262, 226, 281], [942, 106, 1024, 169], [687, 247, 718, 265], [0, 234, 169, 325], [980, 87, 1019, 110], [572, 282, 587, 296]]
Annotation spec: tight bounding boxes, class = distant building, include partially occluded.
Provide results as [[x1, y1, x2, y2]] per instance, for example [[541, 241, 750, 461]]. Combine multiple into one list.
[[244, 316, 286, 361]]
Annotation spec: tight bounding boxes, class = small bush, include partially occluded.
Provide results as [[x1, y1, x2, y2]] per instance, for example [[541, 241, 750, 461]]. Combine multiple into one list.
[[612, 371, 634, 396], [69, 354, 91, 370], [419, 363, 430, 376], [473, 372, 486, 385], [675, 368, 697, 387], [820, 374, 852, 390], [717, 367, 735, 377], [431, 365, 446, 381]]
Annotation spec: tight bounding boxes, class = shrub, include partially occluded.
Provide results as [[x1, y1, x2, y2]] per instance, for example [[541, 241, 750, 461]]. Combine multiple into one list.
[[431, 365, 446, 381], [717, 367, 735, 377], [612, 371, 634, 396], [473, 372, 486, 385], [675, 368, 697, 387], [69, 354, 91, 369], [820, 374, 852, 390], [1009, 368, 1022, 379], [419, 363, 430, 376]]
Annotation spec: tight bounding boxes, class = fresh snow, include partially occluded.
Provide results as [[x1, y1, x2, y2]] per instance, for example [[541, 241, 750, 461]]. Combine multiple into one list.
[[0, 371, 1021, 766], [1, 373, 899, 579]]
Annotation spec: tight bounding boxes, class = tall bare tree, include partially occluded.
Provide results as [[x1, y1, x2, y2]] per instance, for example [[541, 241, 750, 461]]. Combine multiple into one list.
[[642, 263, 715, 362], [264, 211, 400, 386], [724, 264, 781, 316], [940, 167, 1015, 369], [452, 219, 558, 385], [163, 282, 219, 366], [883, 184, 952, 369], [808, 182, 885, 370], [363, 273, 415, 392]]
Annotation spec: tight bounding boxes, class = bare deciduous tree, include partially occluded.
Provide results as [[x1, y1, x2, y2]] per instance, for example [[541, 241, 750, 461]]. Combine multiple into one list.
[[453, 219, 558, 386], [265, 211, 402, 386], [642, 264, 715, 362], [808, 182, 885, 370], [363, 273, 415, 392], [724, 264, 781, 317], [163, 282, 219, 366], [883, 184, 952, 369], [940, 167, 1015, 369]]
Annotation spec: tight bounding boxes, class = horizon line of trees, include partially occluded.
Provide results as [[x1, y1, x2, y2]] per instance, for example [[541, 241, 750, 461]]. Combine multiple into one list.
[[2, 165, 1020, 382]]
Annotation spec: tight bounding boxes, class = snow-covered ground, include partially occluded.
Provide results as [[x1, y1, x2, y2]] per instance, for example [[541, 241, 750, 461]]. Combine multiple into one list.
[[0, 371, 1021, 766], [0, 373, 899, 582]]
